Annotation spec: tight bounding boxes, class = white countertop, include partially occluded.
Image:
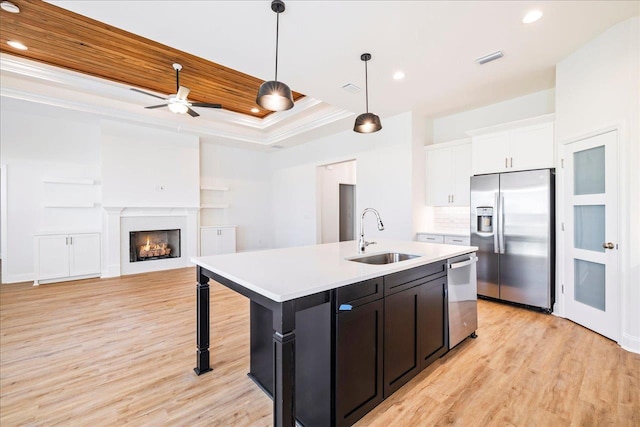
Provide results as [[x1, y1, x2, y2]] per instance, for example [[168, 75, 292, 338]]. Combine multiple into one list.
[[191, 239, 477, 303]]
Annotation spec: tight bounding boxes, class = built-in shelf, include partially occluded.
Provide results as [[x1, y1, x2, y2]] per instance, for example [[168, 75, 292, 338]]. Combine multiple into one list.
[[42, 178, 95, 185], [200, 204, 230, 209], [44, 203, 98, 208]]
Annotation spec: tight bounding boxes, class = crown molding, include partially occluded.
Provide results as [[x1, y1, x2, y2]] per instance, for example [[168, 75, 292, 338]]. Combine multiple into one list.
[[0, 54, 353, 148]]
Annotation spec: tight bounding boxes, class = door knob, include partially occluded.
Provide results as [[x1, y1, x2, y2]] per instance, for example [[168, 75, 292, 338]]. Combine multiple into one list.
[[602, 242, 615, 249]]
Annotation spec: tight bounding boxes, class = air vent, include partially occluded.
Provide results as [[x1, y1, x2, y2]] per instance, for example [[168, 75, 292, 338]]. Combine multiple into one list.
[[341, 83, 361, 94], [476, 51, 504, 65]]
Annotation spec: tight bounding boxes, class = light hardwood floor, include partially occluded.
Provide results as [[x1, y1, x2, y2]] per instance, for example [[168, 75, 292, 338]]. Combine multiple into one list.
[[1, 268, 638, 426]]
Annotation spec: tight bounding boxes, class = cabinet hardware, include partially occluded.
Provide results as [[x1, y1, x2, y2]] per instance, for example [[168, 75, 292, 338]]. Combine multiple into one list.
[[510, 157, 513, 167], [451, 195, 454, 203], [505, 157, 508, 168]]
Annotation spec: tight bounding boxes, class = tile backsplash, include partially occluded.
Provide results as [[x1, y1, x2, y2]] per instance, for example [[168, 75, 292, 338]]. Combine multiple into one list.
[[431, 206, 470, 233]]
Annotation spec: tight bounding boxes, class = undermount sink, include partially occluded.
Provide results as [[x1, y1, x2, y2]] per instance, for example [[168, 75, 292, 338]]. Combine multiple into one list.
[[348, 252, 421, 265]]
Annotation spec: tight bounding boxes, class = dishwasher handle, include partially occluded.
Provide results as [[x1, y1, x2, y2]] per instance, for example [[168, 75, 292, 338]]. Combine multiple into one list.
[[448, 256, 478, 269]]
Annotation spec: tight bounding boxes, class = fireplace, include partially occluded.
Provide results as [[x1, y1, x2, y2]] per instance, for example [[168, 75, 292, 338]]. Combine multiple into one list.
[[129, 229, 181, 263]]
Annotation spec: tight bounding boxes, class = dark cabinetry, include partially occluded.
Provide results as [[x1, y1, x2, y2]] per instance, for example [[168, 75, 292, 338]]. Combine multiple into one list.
[[383, 263, 448, 397], [248, 261, 449, 427], [335, 277, 384, 427]]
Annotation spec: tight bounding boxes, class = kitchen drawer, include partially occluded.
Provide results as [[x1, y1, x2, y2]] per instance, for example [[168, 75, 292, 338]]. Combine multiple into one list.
[[336, 277, 383, 311], [384, 262, 447, 296], [417, 233, 444, 243], [444, 236, 470, 246]]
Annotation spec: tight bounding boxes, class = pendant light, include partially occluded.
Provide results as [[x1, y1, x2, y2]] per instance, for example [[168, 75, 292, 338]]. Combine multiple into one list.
[[353, 53, 382, 133], [256, 0, 294, 112]]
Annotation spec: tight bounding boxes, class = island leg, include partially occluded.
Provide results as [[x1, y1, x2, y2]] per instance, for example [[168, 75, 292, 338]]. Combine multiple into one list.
[[194, 266, 212, 375], [273, 301, 296, 427]]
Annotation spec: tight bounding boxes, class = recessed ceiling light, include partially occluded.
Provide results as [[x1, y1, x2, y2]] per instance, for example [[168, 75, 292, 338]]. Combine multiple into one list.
[[1, 1, 20, 13], [251, 107, 260, 113], [523, 10, 543, 24], [393, 71, 405, 80], [7, 40, 27, 50]]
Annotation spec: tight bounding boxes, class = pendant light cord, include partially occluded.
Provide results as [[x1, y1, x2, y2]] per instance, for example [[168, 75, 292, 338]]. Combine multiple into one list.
[[364, 59, 369, 113], [274, 11, 280, 82]]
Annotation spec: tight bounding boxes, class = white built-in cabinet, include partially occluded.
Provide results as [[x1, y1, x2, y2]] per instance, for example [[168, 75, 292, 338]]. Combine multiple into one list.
[[34, 232, 101, 285], [425, 139, 472, 206], [200, 226, 236, 256], [468, 114, 555, 175]]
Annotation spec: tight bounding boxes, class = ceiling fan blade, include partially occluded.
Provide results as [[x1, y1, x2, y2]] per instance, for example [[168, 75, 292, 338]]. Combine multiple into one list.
[[176, 86, 190, 101], [145, 104, 169, 109], [191, 103, 222, 109], [186, 107, 200, 117], [131, 88, 167, 101]]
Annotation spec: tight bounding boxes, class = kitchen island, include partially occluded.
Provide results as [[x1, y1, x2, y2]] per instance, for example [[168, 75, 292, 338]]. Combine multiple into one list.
[[191, 240, 476, 427]]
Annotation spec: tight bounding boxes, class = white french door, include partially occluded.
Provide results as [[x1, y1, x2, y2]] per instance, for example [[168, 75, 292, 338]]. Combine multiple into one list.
[[563, 130, 619, 341]]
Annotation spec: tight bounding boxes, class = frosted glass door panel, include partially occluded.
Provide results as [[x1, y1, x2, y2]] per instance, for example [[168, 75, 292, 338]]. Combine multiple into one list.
[[574, 259, 605, 311], [574, 146, 604, 195], [574, 205, 605, 253], [564, 130, 618, 341]]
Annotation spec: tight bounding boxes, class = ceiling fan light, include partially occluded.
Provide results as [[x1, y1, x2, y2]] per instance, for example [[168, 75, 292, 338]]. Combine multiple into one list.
[[256, 80, 294, 111], [353, 112, 382, 133], [168, 102, 188, 114]]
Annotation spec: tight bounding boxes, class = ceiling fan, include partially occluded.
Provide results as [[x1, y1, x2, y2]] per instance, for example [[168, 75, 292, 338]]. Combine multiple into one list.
[[131, 63, 222, 117]]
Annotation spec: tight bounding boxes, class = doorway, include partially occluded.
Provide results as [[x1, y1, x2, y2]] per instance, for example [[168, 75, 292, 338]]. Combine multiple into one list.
[[562, 130, 619, 341], [339, 184, 356, 241], [317, 160, 356, 244]]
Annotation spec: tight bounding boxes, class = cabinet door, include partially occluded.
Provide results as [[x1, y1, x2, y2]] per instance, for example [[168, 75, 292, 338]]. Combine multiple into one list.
[[426, 147, 452, 206], [35, 235, 70, 280], [509, 122, 554, 171], [218, 228, 236, 254], [383, 285, 421, 397], [472, 132, 510, 175], [336, 299, 383, 427], [200, 228, 220, 256], [69, 234, 101, 276], [451, 143, 472, 206], [419, 277, 448, 369]]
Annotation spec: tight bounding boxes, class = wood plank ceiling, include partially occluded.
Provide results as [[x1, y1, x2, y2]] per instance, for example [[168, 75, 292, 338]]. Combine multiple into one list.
[[0, 0, 304, 119]]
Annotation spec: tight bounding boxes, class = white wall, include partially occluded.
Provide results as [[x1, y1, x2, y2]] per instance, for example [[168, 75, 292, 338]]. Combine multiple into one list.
[[101, 121, 199, 208], [317, 160, 356, 243], [270, 112, 417, 249], [432, 89, 555, 144], [555, 17, 639, 352], [199, 142, 272, 251], [0, 99, 102, 283]]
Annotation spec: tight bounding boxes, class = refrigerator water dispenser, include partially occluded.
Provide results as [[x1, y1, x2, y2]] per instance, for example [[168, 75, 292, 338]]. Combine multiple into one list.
[[476, 207, 494, 233]]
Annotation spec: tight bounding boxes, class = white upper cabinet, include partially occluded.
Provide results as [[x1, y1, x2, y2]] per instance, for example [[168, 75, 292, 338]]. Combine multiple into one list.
[[469, 114, 555, 175], [425, 139, 472, 206]]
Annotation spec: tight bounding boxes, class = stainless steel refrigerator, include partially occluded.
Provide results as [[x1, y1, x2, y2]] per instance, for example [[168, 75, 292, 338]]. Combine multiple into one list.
[[470, 169, 555, 311]]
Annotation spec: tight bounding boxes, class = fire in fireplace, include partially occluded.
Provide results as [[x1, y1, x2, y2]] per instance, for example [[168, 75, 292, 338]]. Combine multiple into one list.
[[129, 229, 181, 262]]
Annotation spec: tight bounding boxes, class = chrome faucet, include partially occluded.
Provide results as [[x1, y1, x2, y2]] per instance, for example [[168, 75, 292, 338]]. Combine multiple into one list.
[[359, 208, 384, 253]]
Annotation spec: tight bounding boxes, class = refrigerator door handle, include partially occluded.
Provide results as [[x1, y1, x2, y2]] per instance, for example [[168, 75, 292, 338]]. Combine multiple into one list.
[[498, 193, 505, 254], [494, 192, 500, 254]]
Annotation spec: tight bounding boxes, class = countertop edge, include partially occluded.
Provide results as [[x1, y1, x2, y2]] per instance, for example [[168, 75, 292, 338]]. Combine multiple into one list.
[[191, 243, 478, 303]]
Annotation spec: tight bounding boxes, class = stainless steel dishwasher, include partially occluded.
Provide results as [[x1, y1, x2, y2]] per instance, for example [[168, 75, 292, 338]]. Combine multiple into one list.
[[447, 253, 478, 349]]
